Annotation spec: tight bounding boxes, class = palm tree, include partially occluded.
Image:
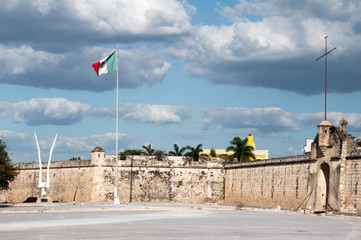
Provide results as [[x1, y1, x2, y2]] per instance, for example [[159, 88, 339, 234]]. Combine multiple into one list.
[[185, 144, 203, 161], [142, 144, 154, 156], [168, 144, 186, 156], [226, 137, 255, 162], [154, 150, 166, 160]]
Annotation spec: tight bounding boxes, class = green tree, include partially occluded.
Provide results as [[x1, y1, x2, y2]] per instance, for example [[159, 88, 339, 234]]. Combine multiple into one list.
[[226, 137, 255, 162], [168, 144, 186, 156], [185, 144, 203, 161], [142, 144, 155, 156], [0, 138, 18, 190]]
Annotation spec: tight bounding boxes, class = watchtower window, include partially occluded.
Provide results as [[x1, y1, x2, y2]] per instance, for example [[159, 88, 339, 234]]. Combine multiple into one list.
[[325, 130, 327, 134], [98, 154, 100, 157]]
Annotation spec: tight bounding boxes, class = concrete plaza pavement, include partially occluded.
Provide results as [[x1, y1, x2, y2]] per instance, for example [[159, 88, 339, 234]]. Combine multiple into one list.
[[0, 203, 360, 239]]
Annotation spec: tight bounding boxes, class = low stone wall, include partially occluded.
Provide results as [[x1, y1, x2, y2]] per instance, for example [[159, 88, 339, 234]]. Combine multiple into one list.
[[0, 156, 225, 204], [345, 152, 361, 213], [224, 155, 315, 210], [0, 160, 96, 203]]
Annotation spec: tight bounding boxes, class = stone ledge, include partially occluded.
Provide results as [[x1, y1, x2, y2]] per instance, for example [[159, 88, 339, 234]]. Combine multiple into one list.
[[346, 150, 361, 159], [225, 155, 315, 169], [17, 159, 93, 170]]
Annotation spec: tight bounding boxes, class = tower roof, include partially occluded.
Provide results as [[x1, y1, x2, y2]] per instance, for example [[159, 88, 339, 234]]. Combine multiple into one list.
[[318, 120, 333, 127], [92, 146, 104, 152]]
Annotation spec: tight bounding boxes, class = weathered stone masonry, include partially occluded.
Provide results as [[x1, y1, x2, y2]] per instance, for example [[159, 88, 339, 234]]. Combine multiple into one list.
[[224, 119, 361, 213], [1, 160, 96, 203], [224, 155, 315, 210], [0, 155, 226, 204], [345, 151, 361, 212], [1, 119, 361, 214]]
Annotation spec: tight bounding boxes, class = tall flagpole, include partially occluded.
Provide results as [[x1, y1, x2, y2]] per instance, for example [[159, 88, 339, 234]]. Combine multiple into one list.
[[114, 46, 120, 204]]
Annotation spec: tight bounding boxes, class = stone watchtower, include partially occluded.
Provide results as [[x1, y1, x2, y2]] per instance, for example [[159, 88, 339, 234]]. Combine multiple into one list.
[[91, 146, 105, 166], [317, 120, 334, 155]]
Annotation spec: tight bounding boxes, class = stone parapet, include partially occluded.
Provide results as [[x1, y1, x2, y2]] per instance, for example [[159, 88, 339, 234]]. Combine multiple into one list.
[[118, 156, 225, 169], [17, 159, 92, 170], [225, 155, 314, 169]]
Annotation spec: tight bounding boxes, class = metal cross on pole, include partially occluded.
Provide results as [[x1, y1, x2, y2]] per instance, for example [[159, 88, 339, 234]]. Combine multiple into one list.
[[315, 36, 336, 121]]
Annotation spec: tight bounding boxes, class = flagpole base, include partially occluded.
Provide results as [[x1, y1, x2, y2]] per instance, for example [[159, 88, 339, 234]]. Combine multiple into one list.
[[114, 197, 120, 205]]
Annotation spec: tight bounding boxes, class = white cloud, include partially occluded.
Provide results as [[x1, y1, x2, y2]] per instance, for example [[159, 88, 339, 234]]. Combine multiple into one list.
[[166, 0, 361, 95], [201, 107, 299, 133], [56, 132, 132, 153], [123, 104, 191, 124], [117, 47, 172, 87], [0, 98, 190, 126], [0, 45, 63, 75], [32, 0, 57, 15], [1, 0, 192, 46], [201, 106, 361, 135], [3, 0, 21, 10], [2, 0, 361, 95], [222, 0, 361, 22], [0, 130, 33, 151], [0, 98, 91, 126], [89, 108, 116, 119], [89, 102, 191, 125], [0, 45, 171, 91], [296, 112, 361, 131], [71, 0, 191, 35]]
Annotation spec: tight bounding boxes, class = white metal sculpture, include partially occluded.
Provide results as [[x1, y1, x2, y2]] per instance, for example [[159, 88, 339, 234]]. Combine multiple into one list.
[[34, 133, 58, 197]]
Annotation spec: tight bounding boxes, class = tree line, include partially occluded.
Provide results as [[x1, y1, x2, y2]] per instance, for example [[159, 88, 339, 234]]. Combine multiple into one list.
[[119, 136, 255, 162]]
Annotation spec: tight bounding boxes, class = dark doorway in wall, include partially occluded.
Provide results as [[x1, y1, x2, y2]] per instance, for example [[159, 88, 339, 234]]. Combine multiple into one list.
[[316, 163, 330, 211]]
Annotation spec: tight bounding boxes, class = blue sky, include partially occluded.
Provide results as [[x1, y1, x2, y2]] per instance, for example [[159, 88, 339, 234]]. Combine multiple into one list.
[[1, 0, 361, 162]]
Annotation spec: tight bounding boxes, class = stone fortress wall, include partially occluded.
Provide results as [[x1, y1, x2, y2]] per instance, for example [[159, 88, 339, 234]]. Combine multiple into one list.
[[1, 119, 361, 214], [224, 155, 315, 210], [225, 119, 361, 213], [0, 155, 226, 204], [225, 155, 361, 213], [1, 160, 95, 203]]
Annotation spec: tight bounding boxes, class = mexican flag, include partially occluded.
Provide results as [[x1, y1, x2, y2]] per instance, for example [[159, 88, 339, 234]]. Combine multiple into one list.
[[92, 51, 116, 76]]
